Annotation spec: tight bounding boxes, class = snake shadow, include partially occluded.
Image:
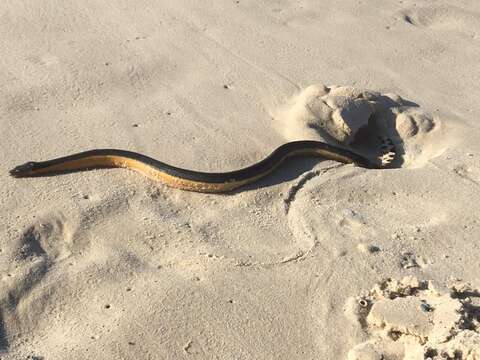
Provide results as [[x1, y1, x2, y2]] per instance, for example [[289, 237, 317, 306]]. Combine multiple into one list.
[[229, 156, 333, 194], [0, 310, 8, 352]]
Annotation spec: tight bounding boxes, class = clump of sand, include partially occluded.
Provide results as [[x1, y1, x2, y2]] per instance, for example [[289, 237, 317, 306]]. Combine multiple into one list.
[[345, 277, 480, 359], [276, 84, 376, 144], [276, 84, 444, 168]]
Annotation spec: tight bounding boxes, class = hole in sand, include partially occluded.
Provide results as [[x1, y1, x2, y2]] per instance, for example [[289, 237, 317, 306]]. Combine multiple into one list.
[[359, 299, 369, 308]]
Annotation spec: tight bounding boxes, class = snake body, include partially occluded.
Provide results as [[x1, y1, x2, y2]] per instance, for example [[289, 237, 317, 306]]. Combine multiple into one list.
[[9, 140, 393, 193]]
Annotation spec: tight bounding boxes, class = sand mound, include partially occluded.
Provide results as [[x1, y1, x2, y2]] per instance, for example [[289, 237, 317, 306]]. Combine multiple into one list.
[[346, 277, 480, 359], [276, 84, 444, 168]]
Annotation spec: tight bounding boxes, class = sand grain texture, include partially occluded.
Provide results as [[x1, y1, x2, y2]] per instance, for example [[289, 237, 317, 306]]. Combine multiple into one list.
[[1, 0, 480, 359]]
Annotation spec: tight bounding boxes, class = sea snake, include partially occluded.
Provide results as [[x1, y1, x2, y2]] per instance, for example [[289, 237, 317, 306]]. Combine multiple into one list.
[[9, 139, 395, 193]]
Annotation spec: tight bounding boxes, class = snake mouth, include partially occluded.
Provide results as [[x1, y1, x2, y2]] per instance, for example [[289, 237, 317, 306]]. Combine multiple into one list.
[[9, 162, 38, 178]]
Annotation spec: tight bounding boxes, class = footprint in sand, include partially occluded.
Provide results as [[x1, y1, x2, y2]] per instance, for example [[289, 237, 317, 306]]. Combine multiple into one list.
[[15, 214, 74, 262], [0, 214, 75, 351], [399, 4, 480, 37], [276, 84, 444, 168], [345, 277, 480, 359]]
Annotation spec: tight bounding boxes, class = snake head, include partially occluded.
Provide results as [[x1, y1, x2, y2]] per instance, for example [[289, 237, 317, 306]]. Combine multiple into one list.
[[9, 162, 38, 178]]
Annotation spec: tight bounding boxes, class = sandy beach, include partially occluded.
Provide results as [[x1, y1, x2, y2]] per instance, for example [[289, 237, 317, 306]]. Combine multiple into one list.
[[1, 1, 480, 359]]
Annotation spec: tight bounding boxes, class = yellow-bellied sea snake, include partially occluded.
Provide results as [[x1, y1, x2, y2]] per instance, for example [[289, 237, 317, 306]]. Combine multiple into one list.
[[9, 140, 395, 193]]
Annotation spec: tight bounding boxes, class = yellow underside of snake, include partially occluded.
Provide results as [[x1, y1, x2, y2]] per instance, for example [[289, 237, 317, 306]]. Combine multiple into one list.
[[9, 140, 395, 193]]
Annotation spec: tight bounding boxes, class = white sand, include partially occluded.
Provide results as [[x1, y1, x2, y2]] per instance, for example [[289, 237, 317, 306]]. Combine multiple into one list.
[[1, 1, 480, 359]]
